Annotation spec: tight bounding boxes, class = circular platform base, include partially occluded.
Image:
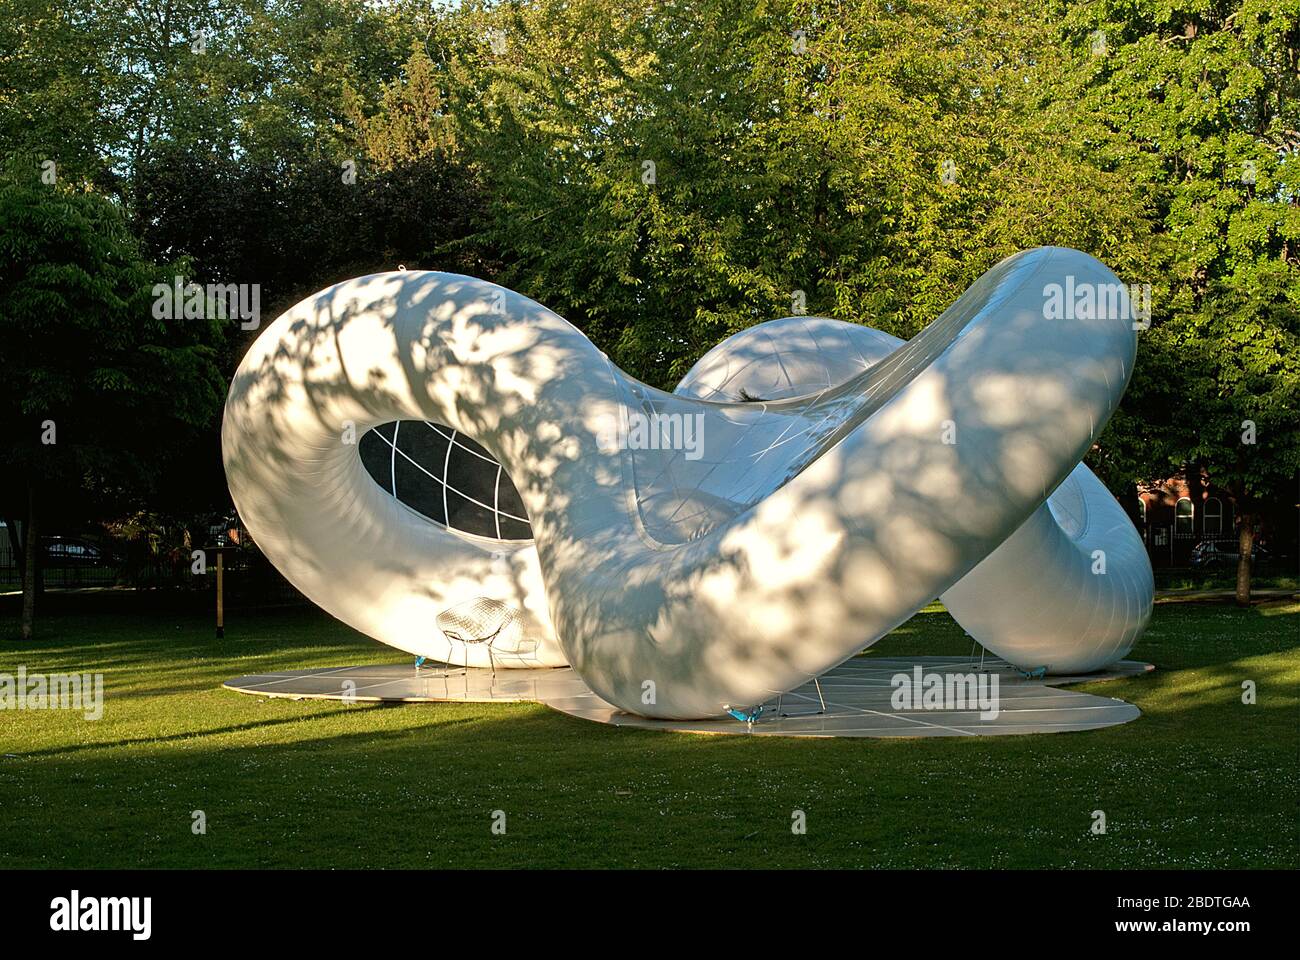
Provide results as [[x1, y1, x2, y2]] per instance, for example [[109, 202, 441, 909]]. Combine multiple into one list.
[[224, 656, 1152, 738]]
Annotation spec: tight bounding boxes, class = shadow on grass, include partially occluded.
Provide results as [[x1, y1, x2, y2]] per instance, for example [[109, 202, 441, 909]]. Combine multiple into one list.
[[0, 600, 1296, 869], [10, 707, 484, 760]]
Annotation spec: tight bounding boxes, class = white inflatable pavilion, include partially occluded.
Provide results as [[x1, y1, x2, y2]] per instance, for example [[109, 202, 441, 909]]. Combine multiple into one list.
[[222, 247, 1153, 720]]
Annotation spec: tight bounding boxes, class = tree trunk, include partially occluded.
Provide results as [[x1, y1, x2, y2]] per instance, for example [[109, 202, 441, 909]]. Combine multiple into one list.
[[4, 516, 23, 582], [1124, 481, 1144, 533], [20, 486, 38, 641], [1234, 513, 1254, 607]]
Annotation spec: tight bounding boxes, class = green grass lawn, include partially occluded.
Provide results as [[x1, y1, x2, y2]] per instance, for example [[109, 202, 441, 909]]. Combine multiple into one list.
[[1, 598, 1296, 869]]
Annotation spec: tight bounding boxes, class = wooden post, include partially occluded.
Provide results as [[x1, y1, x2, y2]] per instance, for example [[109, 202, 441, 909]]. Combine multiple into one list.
[[215, 550, 225, 638]]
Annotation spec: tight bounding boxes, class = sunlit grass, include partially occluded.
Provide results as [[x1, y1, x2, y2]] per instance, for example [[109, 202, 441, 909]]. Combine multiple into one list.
[[0, 600, 1295, 869]]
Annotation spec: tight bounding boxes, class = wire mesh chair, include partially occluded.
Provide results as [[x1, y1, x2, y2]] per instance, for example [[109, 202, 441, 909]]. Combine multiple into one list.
[[436, 597, 524, 677]]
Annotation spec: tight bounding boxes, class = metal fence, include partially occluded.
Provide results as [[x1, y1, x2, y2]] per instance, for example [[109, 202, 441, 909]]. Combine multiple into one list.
[[0, 531, 307, 609]]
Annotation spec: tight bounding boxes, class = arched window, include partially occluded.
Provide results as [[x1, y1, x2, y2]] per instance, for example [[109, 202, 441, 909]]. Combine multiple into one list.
[[1136, 497, 1147, 525], [1203, 497, 1223, 537], [1175, 497, 1194, 537]]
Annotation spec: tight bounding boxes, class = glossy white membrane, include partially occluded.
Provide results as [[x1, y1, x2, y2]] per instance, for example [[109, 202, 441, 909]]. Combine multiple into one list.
[[677, 314, 1152, 674], [223, 247, 1151, 718]]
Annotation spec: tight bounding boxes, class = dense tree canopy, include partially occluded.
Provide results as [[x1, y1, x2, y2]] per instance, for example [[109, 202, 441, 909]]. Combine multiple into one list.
[[0, 0, 1295, 602], [0, 162, 227, 634], [1052, 0, 1300, 598]]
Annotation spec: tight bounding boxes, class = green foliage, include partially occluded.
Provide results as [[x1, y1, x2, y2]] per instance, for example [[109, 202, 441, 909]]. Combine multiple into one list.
[[0, 163, 226, 524], [446, 0, 1156, 386], [0, 1, 118, 189], [0, 0, 1294, 525], [1056, 0, 1300, 506]]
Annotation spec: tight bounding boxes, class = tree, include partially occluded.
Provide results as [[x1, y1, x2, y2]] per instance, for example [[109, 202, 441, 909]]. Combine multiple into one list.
[[0, 163, 226, 638], [1057, 0, 1300, 601], [443, 0, 1155, 387], [4, 0, 1291, 612], [1181, 277, 1300, 602], [0, 0, 120, 191]]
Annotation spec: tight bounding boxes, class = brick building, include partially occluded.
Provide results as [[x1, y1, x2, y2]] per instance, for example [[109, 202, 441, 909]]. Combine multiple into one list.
[[1136, 467, 1297, 569]]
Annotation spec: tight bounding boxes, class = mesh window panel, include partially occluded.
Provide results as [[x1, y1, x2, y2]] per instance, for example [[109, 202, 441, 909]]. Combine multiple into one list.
[[358, 420, 533, 541]]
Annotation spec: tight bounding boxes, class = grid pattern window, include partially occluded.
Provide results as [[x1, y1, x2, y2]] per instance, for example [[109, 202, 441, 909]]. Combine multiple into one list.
[[359, 421, 533, 541]]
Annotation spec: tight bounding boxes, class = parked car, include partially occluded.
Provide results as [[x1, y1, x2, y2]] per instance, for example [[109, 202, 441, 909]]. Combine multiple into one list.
[[1189, 539, 1270, 568]]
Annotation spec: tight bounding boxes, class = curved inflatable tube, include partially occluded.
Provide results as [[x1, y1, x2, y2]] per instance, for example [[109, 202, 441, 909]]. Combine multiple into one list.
[[677, 314, 1153, 674], [223, 247, 1152, 719]]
